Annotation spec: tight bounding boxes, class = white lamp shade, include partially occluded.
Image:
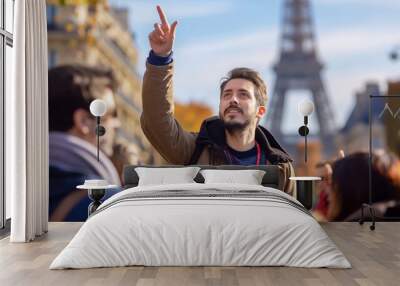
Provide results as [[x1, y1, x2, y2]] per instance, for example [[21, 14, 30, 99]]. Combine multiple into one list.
[[90, 99, 107, 117], [298, 99, 315, 116]]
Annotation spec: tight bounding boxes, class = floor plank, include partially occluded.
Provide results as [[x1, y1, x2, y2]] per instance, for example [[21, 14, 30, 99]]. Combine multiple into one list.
[[0, 222, 399, 286]]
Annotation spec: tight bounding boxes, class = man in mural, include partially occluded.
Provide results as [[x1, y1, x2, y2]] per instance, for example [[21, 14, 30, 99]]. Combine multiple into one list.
[[140, 6, 295, 194]]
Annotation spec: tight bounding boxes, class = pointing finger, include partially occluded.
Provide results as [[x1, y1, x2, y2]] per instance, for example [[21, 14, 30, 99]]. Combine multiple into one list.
[[156, 5, 169, 28]]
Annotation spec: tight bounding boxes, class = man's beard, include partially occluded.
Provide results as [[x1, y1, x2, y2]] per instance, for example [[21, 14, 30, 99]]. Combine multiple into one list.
[[220, 112, 251, 134], [223, 120, 251, 134]]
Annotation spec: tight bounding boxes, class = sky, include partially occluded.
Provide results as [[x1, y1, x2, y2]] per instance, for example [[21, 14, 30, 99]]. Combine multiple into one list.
[[109, 0, 400, 134]]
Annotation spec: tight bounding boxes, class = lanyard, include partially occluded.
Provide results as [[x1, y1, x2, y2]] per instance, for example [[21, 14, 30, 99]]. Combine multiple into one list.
[[255, 142, 261, 166]]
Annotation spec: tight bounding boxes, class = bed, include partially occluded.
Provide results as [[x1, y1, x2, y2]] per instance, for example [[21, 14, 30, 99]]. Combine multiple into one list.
[[49, 165, 351, 269]]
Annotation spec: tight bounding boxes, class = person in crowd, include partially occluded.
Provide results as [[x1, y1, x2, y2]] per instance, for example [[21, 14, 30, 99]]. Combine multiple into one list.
[[48, 64, 122, 221], [312, 150, 345, 221], [327, 150, 400, 221], [140, 5, 295, 195], [312, 162, 333, 221]]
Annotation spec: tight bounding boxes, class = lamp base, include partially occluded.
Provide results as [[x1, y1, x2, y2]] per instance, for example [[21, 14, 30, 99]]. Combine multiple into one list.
[[87, 188, 106, 217], [359, 203, 376, 231]]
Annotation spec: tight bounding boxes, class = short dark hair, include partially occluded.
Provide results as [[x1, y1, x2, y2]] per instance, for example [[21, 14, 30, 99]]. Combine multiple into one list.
[[220, 67, 267, 106], [331, 151, 400, 220], [48, 65, 116, 132]]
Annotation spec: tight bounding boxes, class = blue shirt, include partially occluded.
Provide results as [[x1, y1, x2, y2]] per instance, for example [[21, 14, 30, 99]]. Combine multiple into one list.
[[226, 145, 257, 165]]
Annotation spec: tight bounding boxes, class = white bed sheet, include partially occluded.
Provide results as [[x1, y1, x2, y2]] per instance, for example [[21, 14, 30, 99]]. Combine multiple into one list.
[[50, 183, 351, 269]]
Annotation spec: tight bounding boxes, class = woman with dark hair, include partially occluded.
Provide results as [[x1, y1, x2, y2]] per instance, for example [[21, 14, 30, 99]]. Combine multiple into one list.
[[328, 151, 400, 221]]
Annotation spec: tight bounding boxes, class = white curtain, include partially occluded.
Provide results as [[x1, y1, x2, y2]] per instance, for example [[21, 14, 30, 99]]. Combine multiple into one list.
[[7, 0, 49, 242]]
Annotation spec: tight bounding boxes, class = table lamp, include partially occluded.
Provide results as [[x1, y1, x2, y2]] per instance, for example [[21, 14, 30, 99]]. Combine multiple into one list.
[[76, 99, 109, 216], [298, 99, 315, 163], [89, 99, 107, 162]]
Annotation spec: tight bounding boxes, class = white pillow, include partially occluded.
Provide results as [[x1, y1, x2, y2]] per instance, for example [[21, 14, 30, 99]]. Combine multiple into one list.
[[135, 167, 201, 186], [200, 169, 266, 185]]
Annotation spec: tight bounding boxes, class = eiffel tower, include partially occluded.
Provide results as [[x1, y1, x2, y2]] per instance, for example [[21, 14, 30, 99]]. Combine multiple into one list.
[[265, 0, 336, 156]]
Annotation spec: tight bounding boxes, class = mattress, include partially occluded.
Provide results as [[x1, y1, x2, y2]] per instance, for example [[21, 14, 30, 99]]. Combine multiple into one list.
[[50, 183, 351, 269]]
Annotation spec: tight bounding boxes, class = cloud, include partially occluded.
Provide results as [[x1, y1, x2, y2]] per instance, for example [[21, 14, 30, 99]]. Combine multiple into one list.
[[172, 28, 279, 109], [318, 0, 400, 8], [178, 27, 278, 55], [324, 64, 400, 128], [110, 0, 233, 25], [164, 1, 233, 19], [318, 26, 398, 60]]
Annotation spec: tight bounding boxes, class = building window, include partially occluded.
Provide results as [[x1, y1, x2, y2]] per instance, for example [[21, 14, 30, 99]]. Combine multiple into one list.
[[1, 0, 14, 231], [47, 5, 57, 28], [48, 49, 57, 69]]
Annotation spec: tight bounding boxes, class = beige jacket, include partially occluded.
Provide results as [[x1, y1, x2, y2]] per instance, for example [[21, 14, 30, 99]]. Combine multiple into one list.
[[140, 61, 296, 195]]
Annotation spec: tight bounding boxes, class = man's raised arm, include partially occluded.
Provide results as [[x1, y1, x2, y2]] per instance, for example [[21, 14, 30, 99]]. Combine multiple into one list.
[[140, 5, 196, 165]]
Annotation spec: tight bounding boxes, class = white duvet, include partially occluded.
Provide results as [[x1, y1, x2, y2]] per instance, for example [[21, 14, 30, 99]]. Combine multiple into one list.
[[50, 183, 351, 269]]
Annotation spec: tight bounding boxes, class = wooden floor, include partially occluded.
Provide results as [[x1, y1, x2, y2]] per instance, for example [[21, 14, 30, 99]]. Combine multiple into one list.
[[0, 222, 399, 286]]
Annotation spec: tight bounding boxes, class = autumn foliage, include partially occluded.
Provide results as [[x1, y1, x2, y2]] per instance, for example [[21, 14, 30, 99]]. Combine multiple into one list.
[[174, 101, 214, 132]]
